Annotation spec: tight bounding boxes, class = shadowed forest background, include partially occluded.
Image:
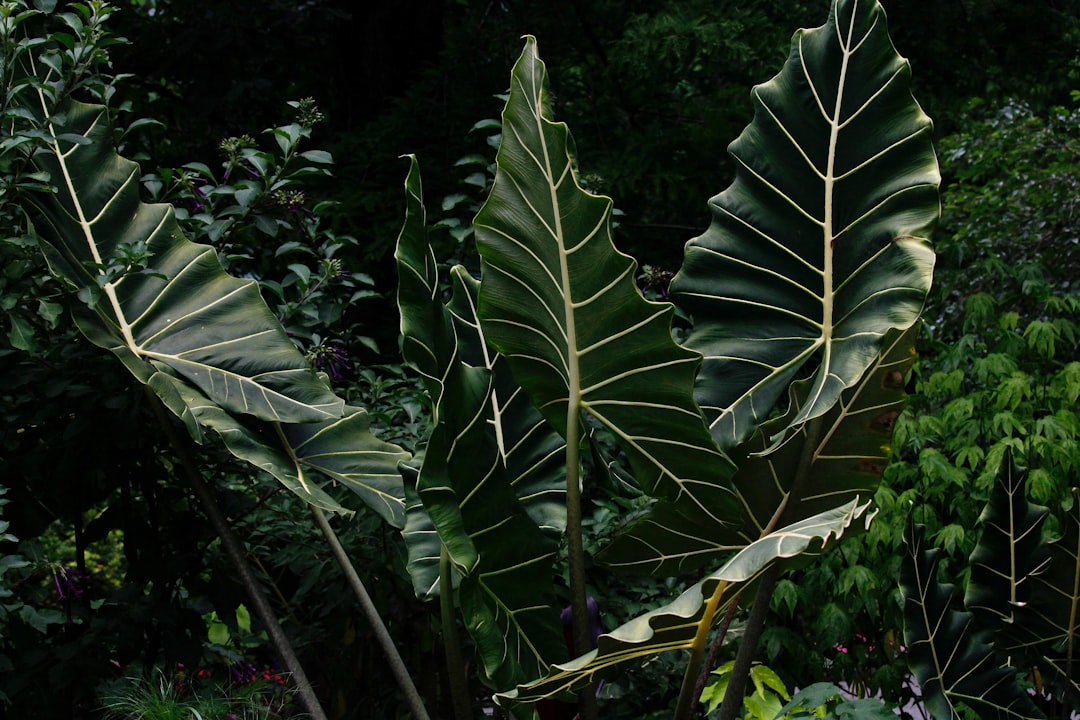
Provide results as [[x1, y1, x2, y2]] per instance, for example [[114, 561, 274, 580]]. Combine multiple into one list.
[[2, 0, 1079, 718]]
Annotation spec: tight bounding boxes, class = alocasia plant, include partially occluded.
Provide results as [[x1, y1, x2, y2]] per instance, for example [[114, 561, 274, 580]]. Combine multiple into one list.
[[472, 38, 739, 699], [488, 0, 938, 717], [22, 0, 1049, 718]]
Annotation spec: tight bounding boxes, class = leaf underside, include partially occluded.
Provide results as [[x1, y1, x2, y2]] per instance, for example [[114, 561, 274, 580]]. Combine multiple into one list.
[[499, 499, 873, 707], [602, 326, 915, 576]]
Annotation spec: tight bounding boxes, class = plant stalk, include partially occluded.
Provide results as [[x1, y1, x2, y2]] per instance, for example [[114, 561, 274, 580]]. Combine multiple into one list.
[[716, 563, 782, 720], [310, 506, 432, 720], [440, 544, 473, 720], [145, 390, 328, 720], [673, 580, 732, 720], [564, 422, 598, 720], [716, 416, 827, 720], [693, 589, 744, 712]]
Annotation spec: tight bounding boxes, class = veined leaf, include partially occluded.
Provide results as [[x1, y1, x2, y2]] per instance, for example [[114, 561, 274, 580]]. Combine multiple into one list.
[[395, 153, 455, 411], [673, 0, 938, 452], [26, 98, 343, 424], [156, 372, 407, 522], [474, 35, 736, 519], [964, 451, 1050, 632], [498, 498, 873, 707], [901, 523, 1044, 720], [602, 326, 914, 576], [395, 158, 567, 688], [1003, 489, 1080, 704], [283, 406, 410, 527]]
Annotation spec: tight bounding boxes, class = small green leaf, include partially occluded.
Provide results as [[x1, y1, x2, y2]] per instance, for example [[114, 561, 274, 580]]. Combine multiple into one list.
[[7, 315, 35, 352], [36, 298, 62, 328], [299, 149, 333, 164]]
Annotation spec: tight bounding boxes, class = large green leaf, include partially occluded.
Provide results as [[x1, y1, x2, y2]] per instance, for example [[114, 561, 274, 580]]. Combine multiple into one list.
[[498, 498, 873, 707], [474, 35, 736, 518], [395, 158, 567, 688], [25, 99, 343, 424], [672, 0, 938, 452], [602, 326, 915, 576], [156, 371, 408, 523], [901, 523, 1044, 720]]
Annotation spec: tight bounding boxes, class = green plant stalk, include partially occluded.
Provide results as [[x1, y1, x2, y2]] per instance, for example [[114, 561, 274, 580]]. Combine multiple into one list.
[[565, 422, 598, 720], [716, 563, 783, 720], [716, 417, 827, 720], [673, 579, 733, 720], [144, 388, 329, 720], [440, 544, 472, 720], [310, 505, 432, 720]]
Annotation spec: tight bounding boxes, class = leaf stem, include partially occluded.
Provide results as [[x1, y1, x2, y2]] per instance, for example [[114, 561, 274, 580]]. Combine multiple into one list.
[[144, 388, 329, 720], [693, 589, 744, 713], [673, 580, 732, 720], [440, 544, 473, 720], [716, 563, 782, 720], [717, 416, 826, 720], [565, 422, 598, 720], [310, 506, 432, 720]]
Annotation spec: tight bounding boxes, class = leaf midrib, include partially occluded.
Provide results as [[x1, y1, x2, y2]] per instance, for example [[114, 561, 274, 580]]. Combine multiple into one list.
[[36, 88, 140, 354]]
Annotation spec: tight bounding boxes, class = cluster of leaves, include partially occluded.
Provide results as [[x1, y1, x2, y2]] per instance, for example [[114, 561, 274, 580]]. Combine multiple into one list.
[[98, 665, 300, 720]]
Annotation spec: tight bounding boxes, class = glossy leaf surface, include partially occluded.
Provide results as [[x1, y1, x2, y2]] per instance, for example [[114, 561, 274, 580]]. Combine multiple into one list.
[[673, 0, 938, 452], [27, 100, 344, 423], [474, 36, 737, 514], [964, 452, 1049, 631], [602, 326, 914, 576], [158, 372, 407, 521], [395, 158, 567, 688]]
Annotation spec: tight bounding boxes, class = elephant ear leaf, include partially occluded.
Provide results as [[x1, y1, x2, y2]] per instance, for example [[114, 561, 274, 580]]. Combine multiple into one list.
[[26, 99, 344, 424], [156, 372, 408, 522], [1002, 488, 1080, 704], [498, 498, 873, 708], [474, 35, 735, 513], [672, 0, 938, 452], [602, 325, 915, 576], [394, 158, 567, 689], [901, 523, 1045, 720]]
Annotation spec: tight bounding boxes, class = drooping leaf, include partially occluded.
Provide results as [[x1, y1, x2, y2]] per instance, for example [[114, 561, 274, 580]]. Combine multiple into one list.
[[602, 326, 915, 576], [283, 406, 410, 527], [499, 498, 874, 707], [157, 372, 407, 521], [673, 0, 938, 452], [901, 523, 1044, 720], [395, 158, 567, 688], [25, 99, 343, 424], [473, 35, 736, 521]]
